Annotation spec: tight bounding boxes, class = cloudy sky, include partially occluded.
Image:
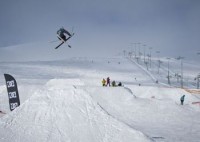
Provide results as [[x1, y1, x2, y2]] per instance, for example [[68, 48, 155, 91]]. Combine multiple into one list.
[[0, 0, 200, 61]]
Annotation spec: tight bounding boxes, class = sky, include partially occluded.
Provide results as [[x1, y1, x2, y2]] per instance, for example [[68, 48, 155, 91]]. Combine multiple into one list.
[[0, 0, 200, 61]]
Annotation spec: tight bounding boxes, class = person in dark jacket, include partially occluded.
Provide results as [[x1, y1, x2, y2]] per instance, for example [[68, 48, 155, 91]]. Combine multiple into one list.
[[112, 80, 116, 87], [57, 27, 72, 41], [118, 82, 122, 86], [106, 77, 110, 87], [180, 95, 185, 105]]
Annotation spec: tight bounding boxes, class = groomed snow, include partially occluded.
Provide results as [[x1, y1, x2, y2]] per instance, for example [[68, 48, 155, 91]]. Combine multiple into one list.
[[0, 57, 200, 142]]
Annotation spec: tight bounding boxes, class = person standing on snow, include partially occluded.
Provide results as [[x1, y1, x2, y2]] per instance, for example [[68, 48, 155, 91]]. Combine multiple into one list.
[[102, 78, 106, 86], [57, 27, 72, 42], [106, 77, 110, 87], [180, 95, 185, 105]]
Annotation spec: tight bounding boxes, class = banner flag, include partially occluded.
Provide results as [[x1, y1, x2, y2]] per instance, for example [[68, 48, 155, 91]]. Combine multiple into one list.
[[4, 74, 20, 111]]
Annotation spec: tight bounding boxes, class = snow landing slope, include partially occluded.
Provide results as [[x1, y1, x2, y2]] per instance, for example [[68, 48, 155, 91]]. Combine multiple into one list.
[[0, 79, 151, 142], [85, 85, 200, 142], [0, 57, 200, 142]]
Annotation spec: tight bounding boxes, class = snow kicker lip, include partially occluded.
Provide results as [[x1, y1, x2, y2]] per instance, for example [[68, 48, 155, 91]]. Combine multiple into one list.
[[45, 78, 84, 89]]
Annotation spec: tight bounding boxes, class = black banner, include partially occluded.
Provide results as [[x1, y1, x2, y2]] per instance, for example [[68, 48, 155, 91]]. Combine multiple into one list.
[[4, 74, 20, 111]]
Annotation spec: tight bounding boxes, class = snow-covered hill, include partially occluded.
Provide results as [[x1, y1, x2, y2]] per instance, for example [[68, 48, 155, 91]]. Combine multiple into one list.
[[0, 57, 200, 142]]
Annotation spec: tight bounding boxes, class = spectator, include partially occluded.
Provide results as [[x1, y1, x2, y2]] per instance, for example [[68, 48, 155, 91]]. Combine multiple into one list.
[[112, 80, 116, 87], [106, 77, 110, 87], [180, 95, 185, 105], [102, 78, 106, 87], [118, 82, 122, 86]]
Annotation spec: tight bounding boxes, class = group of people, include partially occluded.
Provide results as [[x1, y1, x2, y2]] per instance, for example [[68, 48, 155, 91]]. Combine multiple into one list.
[[102, 77, 122, 87], [102, 77, 186, 105]]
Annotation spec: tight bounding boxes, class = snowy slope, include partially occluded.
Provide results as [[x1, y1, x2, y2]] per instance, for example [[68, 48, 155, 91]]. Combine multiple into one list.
[[128, 56, 200, 89], [0, 79, 151, 142], [85, 86, 200, 142], [0, 57, 200, 142]]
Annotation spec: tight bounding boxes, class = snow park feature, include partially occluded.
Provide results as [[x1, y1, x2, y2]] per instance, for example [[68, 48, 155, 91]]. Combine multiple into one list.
[[0, 56, 200, 142]]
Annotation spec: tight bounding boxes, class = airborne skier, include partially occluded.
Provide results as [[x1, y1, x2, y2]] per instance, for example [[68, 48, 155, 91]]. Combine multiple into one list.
[[55, 27, 74, 49], [57, 27, 72, 42]]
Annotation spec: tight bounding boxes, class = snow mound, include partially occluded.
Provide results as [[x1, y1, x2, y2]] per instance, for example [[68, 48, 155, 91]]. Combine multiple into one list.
[[0, 80, 152, 142], [46, 78, 84, 90], [127, 85, 199, 106], [83, 86, 200, 141]]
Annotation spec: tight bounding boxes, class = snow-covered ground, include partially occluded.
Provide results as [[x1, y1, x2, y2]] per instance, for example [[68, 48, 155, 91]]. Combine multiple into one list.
[[0, 56, 200, 142]]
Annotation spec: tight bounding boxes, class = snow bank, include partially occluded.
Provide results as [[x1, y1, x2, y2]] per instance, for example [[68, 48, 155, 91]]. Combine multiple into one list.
[[127, 85, 198, 105], [46, 78, 84, 90], [83, 86, 200, 142], [0, 79, 152, 142], [0, 57, 200, 142]]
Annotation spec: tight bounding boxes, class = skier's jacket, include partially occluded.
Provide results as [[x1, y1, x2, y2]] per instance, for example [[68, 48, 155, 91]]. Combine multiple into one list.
[[102, 79, 106, 86], [57, 28, 71, 37], [107, 77, 110, 83], [180, 95, 185, 101]]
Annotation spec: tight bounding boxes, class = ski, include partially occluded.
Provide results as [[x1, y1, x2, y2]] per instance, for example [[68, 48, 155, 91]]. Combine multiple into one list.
[[55, 33, 74, 49], [55, 42, 65, 49]]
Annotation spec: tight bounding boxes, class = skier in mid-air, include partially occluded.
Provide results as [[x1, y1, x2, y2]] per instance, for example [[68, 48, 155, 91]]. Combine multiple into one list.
[[55, 27, 74, 49], [57, 27, 72, 42]]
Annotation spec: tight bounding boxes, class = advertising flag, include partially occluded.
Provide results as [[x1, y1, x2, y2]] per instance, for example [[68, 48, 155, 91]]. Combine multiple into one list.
[[4, 74, 20, 111]]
